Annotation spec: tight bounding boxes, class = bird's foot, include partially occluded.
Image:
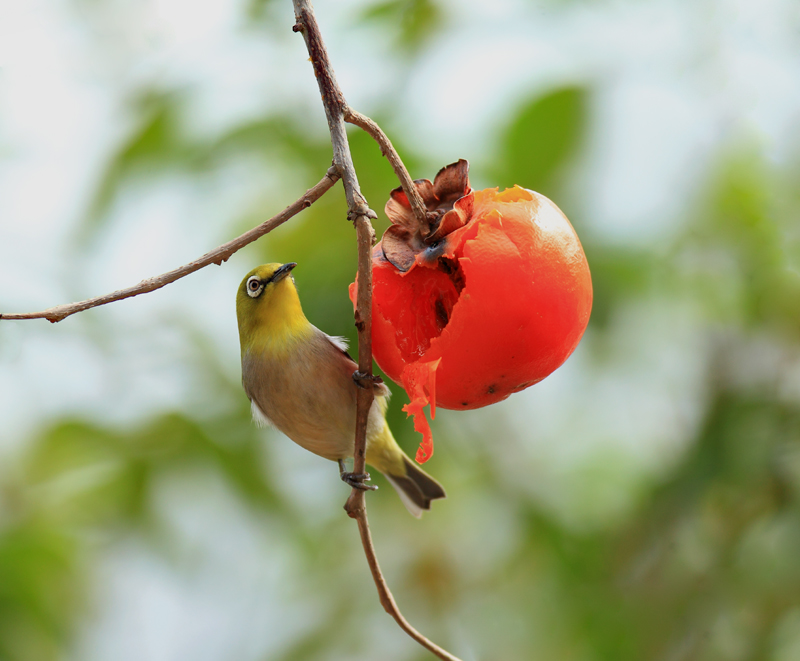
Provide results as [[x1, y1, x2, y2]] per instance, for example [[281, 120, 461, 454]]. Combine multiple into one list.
[[342, 472, 378, 491], [338, 460, 378, 491], [352, 370, 384, 390]]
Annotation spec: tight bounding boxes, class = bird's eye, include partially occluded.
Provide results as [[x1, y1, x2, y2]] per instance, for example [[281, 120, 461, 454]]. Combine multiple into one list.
[[246, 276, 263, 298]]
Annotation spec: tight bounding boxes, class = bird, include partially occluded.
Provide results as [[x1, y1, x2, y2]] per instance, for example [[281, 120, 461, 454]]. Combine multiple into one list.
[[236, 262, 446, 517]]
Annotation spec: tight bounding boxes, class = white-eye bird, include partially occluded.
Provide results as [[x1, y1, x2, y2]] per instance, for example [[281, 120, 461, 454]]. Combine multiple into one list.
[[236, 262, 446, 517]]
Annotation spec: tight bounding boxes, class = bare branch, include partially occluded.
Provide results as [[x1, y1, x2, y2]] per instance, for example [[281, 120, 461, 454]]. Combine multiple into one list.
[[349, 212, 376, 503], [352, 513, 463, 661], [292, 3, 370, 222], [293, 3, 462, 660], [344, 108, 430, 230], [0, 168, 340, 323]]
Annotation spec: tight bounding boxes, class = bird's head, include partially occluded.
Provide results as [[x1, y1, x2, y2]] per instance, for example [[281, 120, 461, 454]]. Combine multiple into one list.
[[236, 262, 311, 353]]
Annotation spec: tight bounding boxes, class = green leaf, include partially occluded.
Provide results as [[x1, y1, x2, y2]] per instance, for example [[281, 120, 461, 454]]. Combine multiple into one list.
[[212, 115, 332, 169], [245, 0, 279, 22], [80, 91, 191, 239], [0, 523, 83, 661], [678, 150, 800, 334], [24, 410, 282, 528], [586, 247, 655, 331], [495, 86, 588, 197], [359, 0, 444, 53]]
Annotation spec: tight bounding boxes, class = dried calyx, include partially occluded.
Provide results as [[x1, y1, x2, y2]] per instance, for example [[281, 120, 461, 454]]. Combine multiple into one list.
[[381, 159, 473, 272]]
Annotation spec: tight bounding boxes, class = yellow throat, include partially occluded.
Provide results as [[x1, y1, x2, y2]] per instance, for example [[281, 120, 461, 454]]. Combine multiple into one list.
[[236, 263, 314, 356]]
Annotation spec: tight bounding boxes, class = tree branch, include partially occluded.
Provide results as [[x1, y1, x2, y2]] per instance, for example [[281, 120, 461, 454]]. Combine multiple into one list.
[[0, 168, 340, 323], [292, 3, 462, 660], [343, 108, 430, 230]]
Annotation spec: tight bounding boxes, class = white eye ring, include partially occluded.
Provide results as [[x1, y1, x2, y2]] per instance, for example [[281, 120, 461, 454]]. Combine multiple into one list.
[[246, 276, 264, 298]]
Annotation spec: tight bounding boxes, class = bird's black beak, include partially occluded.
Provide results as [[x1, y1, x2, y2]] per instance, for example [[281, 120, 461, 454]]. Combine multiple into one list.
[[272, 262, 297, 283]]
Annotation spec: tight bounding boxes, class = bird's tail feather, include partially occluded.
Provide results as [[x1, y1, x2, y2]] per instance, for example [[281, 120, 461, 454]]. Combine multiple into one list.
[[384, 455, 446, 518]]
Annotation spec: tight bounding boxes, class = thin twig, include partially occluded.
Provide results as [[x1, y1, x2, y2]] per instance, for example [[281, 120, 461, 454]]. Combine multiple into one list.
[[292, 3, 462, 661], [344, 108, 430, 229], [292, 5, 369, 222], [0, 169, 340, 323], [353, 514, 463, 661]]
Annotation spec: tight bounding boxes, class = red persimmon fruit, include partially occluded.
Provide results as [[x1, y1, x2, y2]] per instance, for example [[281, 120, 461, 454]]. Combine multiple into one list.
[[349, 160, 592, 463]]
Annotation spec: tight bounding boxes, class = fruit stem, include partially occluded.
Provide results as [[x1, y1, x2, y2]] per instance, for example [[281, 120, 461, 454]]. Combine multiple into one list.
[[344, 108, 432, 234]]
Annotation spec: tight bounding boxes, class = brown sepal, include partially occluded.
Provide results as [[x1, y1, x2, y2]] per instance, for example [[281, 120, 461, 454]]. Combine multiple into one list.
[[431, 159, 471, 209], [385, 179, 436, 230], [427, 194, 473, 243], [381, 160, 473, 272], [381, 225, 421, 272]]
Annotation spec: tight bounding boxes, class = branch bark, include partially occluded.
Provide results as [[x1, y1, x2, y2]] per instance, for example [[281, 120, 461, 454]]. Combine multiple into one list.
[[0, 169, 340, 323], [292, 3, 462, 660], [343, 108, 430, 229]]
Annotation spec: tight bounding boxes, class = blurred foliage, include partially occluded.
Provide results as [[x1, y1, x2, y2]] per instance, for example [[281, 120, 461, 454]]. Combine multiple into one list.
[[358, 0, 444, 54], [246, 0, 281, 23], [677, 153, 800, 336], [0, 410, 286, 661], [23, 412, 283, 528], [0, 524, 81, 661], [491, 86, 588, 201], [83, 91, 191, 237], [82, 91, 332, 241], [3, 0, 800, 660]]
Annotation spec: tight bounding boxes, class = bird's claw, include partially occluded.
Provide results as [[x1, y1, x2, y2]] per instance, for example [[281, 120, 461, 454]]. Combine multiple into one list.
[[338, 460, 379, 491], [352, 370, 384, 390], [338, 457, 379, 491], [341, 471, 379, 491]]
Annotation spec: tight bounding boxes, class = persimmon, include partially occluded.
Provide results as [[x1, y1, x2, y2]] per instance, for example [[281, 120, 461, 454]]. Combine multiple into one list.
[[350, 160, 592, 463]]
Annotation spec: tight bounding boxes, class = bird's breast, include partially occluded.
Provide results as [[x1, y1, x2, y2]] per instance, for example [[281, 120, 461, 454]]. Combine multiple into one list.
[[242, 335, 358, 461]]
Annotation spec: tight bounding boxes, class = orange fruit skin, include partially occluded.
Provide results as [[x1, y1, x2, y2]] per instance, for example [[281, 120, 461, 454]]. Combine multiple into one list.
[[350, 186, 592, 462]]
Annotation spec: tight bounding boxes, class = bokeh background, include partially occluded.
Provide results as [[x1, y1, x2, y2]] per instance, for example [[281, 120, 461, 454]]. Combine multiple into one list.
[[2, 0, 800, 659]]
